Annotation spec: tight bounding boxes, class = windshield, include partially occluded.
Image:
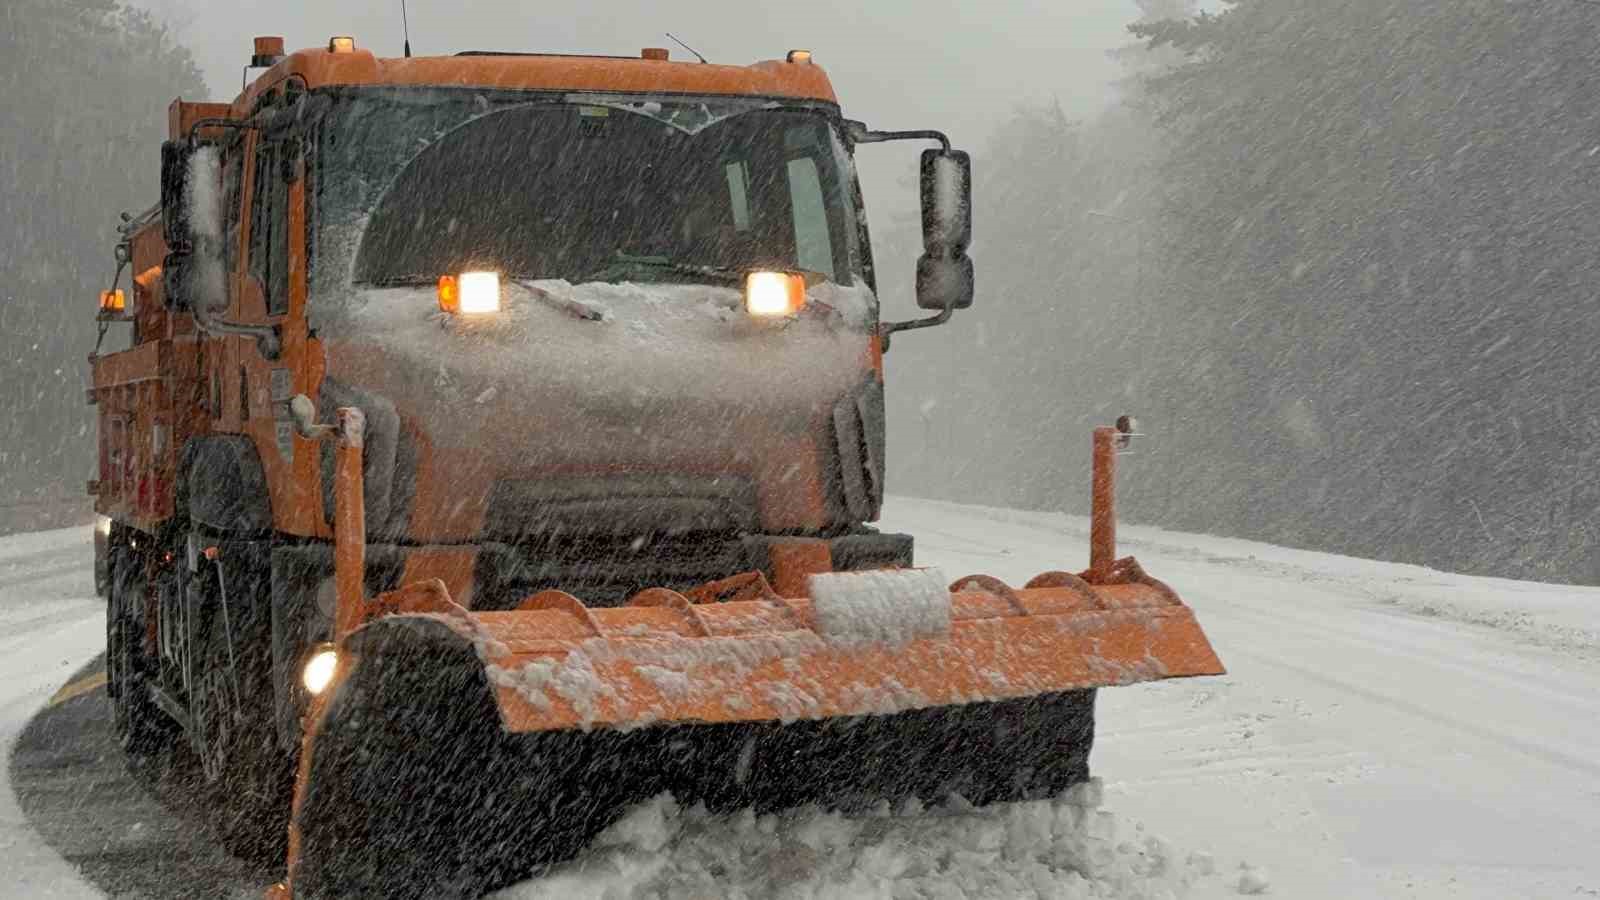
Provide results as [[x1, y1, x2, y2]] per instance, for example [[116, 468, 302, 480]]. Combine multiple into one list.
[[311, 91, 861, 290]]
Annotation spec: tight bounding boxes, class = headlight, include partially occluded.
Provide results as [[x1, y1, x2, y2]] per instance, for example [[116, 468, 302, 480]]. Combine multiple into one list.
[[302, 644, 340, 695], [95, 515, 112, 537], [459, 271, 501, 314], [745, 271, 806, 317], [437, 271, 502, 315]]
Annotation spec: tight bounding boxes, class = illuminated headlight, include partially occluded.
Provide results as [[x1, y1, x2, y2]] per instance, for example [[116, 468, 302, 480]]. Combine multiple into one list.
[[302, 644, 339, 695], [95, 515, 112, 538], [745, 271, 806, 317], [437, 271, 502, 315]]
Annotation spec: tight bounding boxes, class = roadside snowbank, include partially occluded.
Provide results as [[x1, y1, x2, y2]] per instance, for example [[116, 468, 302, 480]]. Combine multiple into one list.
[[0, 525, 106, 899], [494, 779, 1233, 900]]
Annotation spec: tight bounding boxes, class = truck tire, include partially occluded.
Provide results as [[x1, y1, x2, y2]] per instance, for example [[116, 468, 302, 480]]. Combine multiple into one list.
[[184, 548, 293, 865], [107, 544, 176, 765]]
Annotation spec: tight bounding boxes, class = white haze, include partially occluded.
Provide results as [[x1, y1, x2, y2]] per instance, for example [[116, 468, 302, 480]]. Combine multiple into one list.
[[143, 0, 1142, 141]]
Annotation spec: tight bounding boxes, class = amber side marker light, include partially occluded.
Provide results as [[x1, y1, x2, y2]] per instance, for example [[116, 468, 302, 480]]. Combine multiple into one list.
[[437, 275, 460, 313], [99, 289, 126, 313], [328, 36, 357, 54], [745, 271, 806, 317]]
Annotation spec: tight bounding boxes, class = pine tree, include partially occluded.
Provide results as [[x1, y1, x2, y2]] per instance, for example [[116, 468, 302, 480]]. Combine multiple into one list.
[[0, 1, 204, 528]]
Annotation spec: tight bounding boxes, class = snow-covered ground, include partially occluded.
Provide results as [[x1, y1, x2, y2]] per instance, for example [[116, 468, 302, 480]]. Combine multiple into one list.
[[3, 499, 1599, 898], [0, 526, 105, 898]]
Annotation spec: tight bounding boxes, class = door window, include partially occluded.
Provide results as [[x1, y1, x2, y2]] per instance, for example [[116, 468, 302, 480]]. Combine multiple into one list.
[[249, 143, 291, 316]]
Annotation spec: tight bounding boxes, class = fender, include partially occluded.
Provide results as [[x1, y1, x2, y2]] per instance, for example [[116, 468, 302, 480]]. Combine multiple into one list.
[[178, 436, 273, 535]]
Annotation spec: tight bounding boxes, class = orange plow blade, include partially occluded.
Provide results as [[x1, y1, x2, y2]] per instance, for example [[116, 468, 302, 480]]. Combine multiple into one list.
[[286, 561, 1221, 899], [481, 565, 1219, 732]]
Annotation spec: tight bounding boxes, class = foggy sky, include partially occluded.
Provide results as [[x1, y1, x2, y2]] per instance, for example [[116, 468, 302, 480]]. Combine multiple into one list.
[[137, 0, 1145, 148], [130, 0, 1153, 319]]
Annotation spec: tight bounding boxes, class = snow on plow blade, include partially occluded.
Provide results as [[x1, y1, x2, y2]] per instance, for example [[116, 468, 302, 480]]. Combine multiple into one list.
[[286, 564, 1222, 899]]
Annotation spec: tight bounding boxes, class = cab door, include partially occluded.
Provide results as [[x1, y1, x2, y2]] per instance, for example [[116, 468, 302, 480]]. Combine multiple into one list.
[[233, 104, 320, 536]]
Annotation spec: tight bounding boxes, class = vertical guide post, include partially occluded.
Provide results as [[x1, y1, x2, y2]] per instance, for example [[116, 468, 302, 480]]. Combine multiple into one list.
[[332, 407, 367, 640], [1089, 426, 1117, 580]]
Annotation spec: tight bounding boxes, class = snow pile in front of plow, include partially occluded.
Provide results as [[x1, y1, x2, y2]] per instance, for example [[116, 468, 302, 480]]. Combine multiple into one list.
[[493, 780, 1233, 900]]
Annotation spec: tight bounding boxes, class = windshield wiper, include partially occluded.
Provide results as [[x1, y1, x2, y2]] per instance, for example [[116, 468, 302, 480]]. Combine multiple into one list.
[[584, 252, 744, 285], [523, 281, 606, 321]]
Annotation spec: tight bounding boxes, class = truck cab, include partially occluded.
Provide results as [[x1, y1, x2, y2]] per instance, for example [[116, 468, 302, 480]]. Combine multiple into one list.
[[89, 35, 974, 812]]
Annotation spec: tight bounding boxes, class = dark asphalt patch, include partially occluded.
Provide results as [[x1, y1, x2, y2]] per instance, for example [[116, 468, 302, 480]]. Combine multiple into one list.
[[9, 655, 269, 899]]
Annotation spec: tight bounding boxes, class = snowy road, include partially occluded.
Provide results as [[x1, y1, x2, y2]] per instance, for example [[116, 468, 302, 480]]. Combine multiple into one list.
[[3, 503, 1599, 898], [890, 497, 1600, 899]]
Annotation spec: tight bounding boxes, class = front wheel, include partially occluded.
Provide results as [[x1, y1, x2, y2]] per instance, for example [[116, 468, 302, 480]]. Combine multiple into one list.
[[183, 546, 294, 865]]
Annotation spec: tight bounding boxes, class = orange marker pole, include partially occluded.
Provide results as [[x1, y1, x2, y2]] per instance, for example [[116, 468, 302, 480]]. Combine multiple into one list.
[[1089, 426, 1117, 581], [333, 407, 366, 640]]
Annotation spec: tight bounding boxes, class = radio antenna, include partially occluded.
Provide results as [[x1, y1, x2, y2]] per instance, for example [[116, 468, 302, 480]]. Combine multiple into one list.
[[665, 32, 708, 64], [401, 0, 412, 57]]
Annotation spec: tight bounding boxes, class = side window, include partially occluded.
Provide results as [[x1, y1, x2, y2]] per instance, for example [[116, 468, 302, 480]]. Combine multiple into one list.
[[249, 145, 273, 295], [249, 143, 291, 316], [268, 151, 289, 316], [786, 156, 833, 278], [221, 149, 245, 278], [724, 159, 752, 232]]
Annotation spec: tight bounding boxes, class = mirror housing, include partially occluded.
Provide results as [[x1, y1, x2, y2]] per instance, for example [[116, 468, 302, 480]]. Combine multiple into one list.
[[160, 141, 194, 250], [161, 251, 195, 309], [915, 149, 974, 311]]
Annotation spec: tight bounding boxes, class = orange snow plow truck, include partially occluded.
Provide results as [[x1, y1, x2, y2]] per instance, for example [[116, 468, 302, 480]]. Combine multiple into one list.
[[87, 36, 1223, 899]]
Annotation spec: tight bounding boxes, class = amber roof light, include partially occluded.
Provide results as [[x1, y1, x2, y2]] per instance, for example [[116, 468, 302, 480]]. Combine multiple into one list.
[[252, 36, 285, 67], [641, 48, 669, 61], [787, 49, 813, 64]]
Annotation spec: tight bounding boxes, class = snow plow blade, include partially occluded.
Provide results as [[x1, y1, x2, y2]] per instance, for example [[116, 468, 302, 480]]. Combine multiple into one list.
[[285, 564, 1222, 899]]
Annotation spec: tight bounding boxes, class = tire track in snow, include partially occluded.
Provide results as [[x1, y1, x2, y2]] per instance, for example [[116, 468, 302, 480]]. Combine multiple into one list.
[[0, 561, 89, 592], [1220, 642, 1600, 780], [0, 606, 104, 661], [1212, 596, 1600, 713], [0, 542, 89, 569]]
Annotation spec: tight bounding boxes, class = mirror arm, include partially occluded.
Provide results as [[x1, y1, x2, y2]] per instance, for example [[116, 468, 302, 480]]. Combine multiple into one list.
[[843, 121, 952, 153], [190, 299, 282, 360], [117, 204, 162, 238], [878, 302, 954, 349]]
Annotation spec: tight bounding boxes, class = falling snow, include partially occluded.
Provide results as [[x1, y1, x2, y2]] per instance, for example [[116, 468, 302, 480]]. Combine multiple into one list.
[[8, 2, 1600, 898]]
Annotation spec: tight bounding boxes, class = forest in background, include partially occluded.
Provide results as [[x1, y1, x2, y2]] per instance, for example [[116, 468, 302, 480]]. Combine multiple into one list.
[[887, 0, 1600, 584], [0, 0, 203, 530], [5, 0, 1599, 587]]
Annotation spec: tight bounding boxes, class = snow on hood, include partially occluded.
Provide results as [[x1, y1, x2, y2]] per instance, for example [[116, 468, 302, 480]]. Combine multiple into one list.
[[319, 278, 876, 437]]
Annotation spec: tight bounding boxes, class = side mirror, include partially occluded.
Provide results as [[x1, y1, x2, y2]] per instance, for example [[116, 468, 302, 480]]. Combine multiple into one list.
[[162, 251, 193, 309], [915, 149, 974, 311], [160, 141, 195, 249]]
